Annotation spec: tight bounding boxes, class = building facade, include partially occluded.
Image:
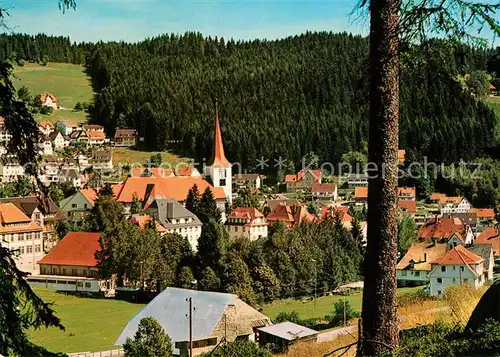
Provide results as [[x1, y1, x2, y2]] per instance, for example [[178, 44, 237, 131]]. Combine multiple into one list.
[[225, 207, 268, 241]]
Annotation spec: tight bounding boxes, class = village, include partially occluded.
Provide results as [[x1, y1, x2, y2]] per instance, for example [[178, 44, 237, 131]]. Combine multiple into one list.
[[0, 90, 498, 356]]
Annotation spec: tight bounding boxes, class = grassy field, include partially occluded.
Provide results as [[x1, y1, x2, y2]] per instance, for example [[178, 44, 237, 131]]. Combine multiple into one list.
[[112, 148, 190, 166], [28, 289, 144, 353], [12, 62, 94, 125], [486, 96, 500, 119], [262, 286, 423, 321]]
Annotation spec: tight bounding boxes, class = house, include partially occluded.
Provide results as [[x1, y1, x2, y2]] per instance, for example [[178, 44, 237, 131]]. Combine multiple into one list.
[[354, 186, 368, 204], [55, 120, 79, 136], [418, 217, 474, 245], [398, 200, 417, 216], [443, 213, 478, 234], [428, 245, 486, 296], [205, 110, 233, 204], [347, 173, 368, 188], [439, 196, 472, 215], [115, 288, 271, 356], [70, 129, 88, 144], [0, 116, 12, 145], [38, 232, 101, 279], [398, 149, 406, 164], [311, 182, 338, 201], [90, 149, 113, 171], [285, 170, 321, 193], [114, 129, 137, 147], [59, 167, 82, 188], [0, 156, 25, 183], [396, 242, 448, 286], [39, 121, 54, 136], [475, 227, 500, 258], [469, 244, 495, 282], [225, 207, 268, 241], [398, 187, 416, 201], [87, 130, 106, 146], [115, 176, 226, 215], [82, 124, 104, 132], [37, 134, 53, 156], [145, 198, 203, 251], [233, 173, 262, 190], [49, 131, 66, 151], [177, 166, 202, 178], [0, 203, 44, 274], [265, 198, 302, 212], [39, 156, 63, 185], [429, 193, 447, 204], [470, 208, 495, 230], [40, 92, 58, 109], [0, 196, 66, 250], [321, 205, 353, 227], [129, 215, 167, 233], [266, 204, 317, 228], [73, 150, 89, 167], [257, 322, 318, 352], [59, 189, 98, 220]]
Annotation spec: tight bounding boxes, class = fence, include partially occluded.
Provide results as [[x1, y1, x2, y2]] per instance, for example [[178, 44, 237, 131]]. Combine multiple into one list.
[[68, 349, 124, 357]]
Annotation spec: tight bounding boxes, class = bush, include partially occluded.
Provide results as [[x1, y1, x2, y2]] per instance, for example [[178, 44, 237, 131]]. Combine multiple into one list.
[[74, 102, 83, 111], [327, 300, 360, 326], [123, 317, 172, 357], [40, 105, 53, 115], [398, 288, 435, 308], [16, 58, 25, 66]]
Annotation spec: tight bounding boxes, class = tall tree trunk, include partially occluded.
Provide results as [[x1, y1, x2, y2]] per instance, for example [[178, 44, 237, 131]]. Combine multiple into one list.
[[359, 0, 400, 355]]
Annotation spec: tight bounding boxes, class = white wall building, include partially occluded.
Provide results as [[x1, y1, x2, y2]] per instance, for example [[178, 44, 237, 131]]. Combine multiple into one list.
[[440, 197, 472, 215], [225, 207, 268, 241], [0, 156, 25, 183]]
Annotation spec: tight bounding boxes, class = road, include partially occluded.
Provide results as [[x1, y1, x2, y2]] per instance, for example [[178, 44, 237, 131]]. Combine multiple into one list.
[[317, 306, 450, 343]]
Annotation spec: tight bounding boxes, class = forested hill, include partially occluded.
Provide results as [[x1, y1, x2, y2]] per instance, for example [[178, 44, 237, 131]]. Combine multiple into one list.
[[1, 32, 498, 168]]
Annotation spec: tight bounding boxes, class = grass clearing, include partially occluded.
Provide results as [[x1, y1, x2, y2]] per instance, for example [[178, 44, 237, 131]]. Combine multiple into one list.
[[112, 148, 189, 166], [262, 286, 424, 321], [12, 62, 94, 125], [487, 96, 500, 119], [28, 288, 144, 353]]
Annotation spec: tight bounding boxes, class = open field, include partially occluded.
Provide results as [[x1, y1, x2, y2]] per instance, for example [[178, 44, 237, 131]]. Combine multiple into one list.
[[262, 286, 424, 321], [12, 62, 93, 125], [28, 289, 144, 353], [112, 148, 190, 166], [487, 96, 500, 119]]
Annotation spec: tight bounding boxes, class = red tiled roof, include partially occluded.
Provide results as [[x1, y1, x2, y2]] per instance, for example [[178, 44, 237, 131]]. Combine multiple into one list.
[[38, 232, 101, 267], [297, 169, 321, 181], [267, 204, 317, 226], [490, 83, 496, 90], [114, 176, 226, 203], [355, 186, 368, 199], [40, 92, 57, 103], [40, 121, 54, 129], [476, 227, 500, 256], [177, 166, 200, 177], [80, 189, 98, 206], [398, 200, 417, 213], [228, 207, 264, 220], [285, 174, 297, 183], [429, 193, 447, 201], [87, 131, 105, 139], [321, 205, 352, 223], [418, 217, 464, 240], [210, 113, 231, 167], [114, 129, 136, 139], [431, 245, 483, 265], [398, 187, 416, 197], [470, 208, 495, 219], [312, 183, 336, 193], [0, 203, 32, 224], [396, 242, 448, 271]]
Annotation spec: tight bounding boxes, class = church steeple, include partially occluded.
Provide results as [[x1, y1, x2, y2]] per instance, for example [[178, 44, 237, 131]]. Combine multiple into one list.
[[211, 100, 231, 167]]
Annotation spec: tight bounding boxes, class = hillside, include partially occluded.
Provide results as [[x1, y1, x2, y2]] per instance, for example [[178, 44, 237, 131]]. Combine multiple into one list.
[[11, 62, 93, 124]]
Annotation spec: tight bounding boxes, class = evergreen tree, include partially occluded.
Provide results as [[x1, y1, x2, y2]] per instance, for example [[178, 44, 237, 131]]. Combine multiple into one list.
[[199, 267, 220, 291], [185, 184, 200, 215], [198, 187, 221, 223], [123, 317, 172, 357]]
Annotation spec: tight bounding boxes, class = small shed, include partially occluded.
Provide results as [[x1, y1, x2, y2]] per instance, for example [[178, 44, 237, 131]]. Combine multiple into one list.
[[256, 321, 318, 352]]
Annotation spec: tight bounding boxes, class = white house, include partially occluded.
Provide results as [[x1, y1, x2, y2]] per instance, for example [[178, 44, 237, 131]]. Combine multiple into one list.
[[233, 173, 262, 190], [145, 198, 203, 251], [59, 168, 82, 188], [440, 197, 472, 215], [428, 245, 485, 296], [37, 134, 53, 156], [396, 242, 448, 286], [73, 150, 89, 168], [39, 121, 54, 136], [205, 111, 232, 204], [90, 149, 113, 171], [0, 156, 25, 183], [40, 93, 58, 110], [311, 182, 338, 201], [49, 131, 66, 151], [225, 207, 268, 241], [0, 116, 12, 144]]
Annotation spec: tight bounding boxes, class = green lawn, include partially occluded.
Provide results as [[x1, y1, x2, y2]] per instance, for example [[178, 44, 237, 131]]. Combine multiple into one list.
[[262, 286, 423, 321], [112, 148, 189, 166], [29, 289, 144, 353], [486, 96, 500, 119], [12, 62, 94, 125]]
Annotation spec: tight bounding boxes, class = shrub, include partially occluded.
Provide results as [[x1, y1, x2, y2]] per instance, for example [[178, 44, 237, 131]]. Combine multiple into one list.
[[398, 287, 435, 308], [328, 299, 360, 326], [74, 102, 83, 111], [40, 105, 53, 115]]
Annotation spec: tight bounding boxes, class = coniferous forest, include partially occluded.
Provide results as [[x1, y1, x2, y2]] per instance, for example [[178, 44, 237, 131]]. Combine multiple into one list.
[[1, 32, 499, 168]]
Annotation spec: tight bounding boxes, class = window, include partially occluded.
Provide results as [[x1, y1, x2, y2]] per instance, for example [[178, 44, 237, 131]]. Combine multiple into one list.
[[35, 245, 41, 252], [414, 271, 420, 277], [85, 282, 91, 288], [72, 203, 77, 208], [437, 278, 443, 284], [84, 204, 88, 208], [77, 282, 83, 287], [441, 266, 446, 272], [453, 266, 456, 271], [26, 245, 33, 253], [453, 278, 456, 283], [463, 278, 468, 283], [220, 179, 226, 186], [18, 234, 24, 241], [62, 268, 66, 275], [19, 246, 25, 254], [401, 270, 407, 277], [460, 266, 465, 272], [219, 169, 226, 178], [437, 290, 442, 295]]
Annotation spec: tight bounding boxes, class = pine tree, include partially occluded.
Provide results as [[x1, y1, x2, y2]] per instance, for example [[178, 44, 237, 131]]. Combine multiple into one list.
[[185, 184, 200, 215]]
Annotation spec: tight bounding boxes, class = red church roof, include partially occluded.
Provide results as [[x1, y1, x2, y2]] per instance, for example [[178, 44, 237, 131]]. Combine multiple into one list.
[[210, 112, 231, 167], [38, 232, 101, 267]]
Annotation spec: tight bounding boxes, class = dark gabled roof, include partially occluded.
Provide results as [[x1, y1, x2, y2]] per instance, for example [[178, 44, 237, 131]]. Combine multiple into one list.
[[469, 244, 494, 270], [92, 149, 112, 160], [114, 129, 136, 138], [147, 198, 201, 228], [443, 212, 478, 225], [49, 131, 62, 141], [0, 196, 66, 220]]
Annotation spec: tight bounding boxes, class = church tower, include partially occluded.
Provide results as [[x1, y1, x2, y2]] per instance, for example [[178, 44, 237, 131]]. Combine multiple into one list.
[[206, 104, 232, 204]]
